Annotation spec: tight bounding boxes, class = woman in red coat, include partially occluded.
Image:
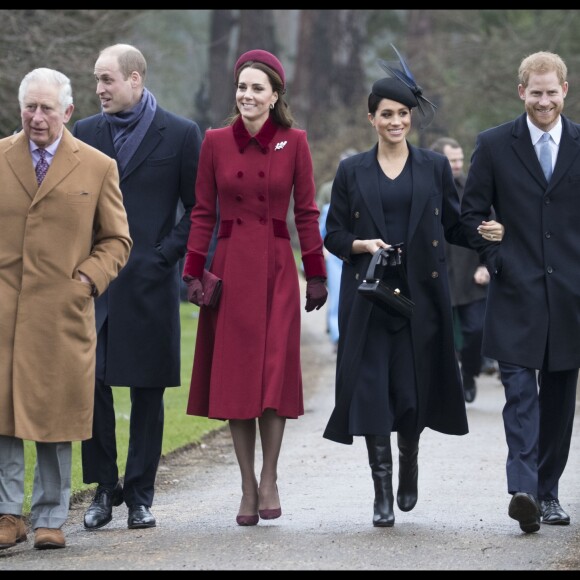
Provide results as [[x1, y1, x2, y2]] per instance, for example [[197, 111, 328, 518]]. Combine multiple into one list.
[[183, 49, 327, 526]]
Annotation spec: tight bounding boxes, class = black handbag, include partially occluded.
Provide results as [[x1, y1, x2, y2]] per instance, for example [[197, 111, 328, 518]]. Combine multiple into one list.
[[357, 246, 414, 318]]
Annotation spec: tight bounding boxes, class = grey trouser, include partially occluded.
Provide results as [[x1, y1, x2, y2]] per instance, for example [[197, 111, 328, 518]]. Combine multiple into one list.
[[0, 434, 71, 529]]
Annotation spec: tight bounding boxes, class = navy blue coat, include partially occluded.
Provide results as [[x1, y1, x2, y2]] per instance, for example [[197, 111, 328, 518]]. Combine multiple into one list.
[[323, 144, 469, 444], [72, 107, 202, 387], [462, 113, 580, 372], [445, 173, 489, 307]]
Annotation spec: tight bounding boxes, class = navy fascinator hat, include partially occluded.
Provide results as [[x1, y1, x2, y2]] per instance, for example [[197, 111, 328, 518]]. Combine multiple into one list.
[[374, 44, 437, 129]]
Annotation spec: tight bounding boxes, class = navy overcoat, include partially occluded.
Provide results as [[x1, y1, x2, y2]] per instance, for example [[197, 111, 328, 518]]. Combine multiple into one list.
[[73, 107, 202, 387], [461, 113, 580, 371], [323, 143, 469, 444]]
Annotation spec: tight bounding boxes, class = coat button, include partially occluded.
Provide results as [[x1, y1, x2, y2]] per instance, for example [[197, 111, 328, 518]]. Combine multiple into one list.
[[431, 271, 439, 278], [259, 195, 265, 201], [354, 211, 360, 219], [545, 231, 551, 238], [434, 208, 440, 215], [237, 171, 243, 178], [259, 217, 266, 224], [432, 240, 439, 247], [355, 273, 360, 280], [236, 194, 243, 201], [547, 266, 553, 274], [237, 218, 243, 225], [259, 171, 265, 178]]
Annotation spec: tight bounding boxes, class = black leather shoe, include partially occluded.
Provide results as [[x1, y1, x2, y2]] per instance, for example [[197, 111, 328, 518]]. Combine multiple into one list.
[[463, 374, 477, 403], [84, 481, 124, 530], [508, 492, 540, 533], [128, 505, 156, 529], [540, 499, 570, 525]]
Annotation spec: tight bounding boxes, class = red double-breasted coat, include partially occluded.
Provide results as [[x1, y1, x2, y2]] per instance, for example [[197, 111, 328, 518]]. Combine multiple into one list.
[[183, 117, 326, 420]]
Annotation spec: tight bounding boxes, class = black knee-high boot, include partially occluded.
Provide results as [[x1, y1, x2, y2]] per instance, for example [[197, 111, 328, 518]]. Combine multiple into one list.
[[365, 435, 395, 527], [397, 433, 419, 512]]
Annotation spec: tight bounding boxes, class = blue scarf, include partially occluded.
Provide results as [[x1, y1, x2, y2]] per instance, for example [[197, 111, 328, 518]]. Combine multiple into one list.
[[103, 87, 157, 175]]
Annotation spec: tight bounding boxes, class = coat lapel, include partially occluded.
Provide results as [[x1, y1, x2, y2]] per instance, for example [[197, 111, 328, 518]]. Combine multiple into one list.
[[511, 113, 547, 187], [511, 113, 580, 191], [407, 146, 433, 244], [94, 116, 116, 159], [355, 145, 388, 240], [5, 131, 38, 200], [31, 128, 80, 206], [550, 115, 580, 189]]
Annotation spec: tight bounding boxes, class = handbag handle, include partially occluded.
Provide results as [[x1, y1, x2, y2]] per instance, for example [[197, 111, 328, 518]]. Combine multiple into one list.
[[365, 248, 387, 280], [364, 245, 408, 282]]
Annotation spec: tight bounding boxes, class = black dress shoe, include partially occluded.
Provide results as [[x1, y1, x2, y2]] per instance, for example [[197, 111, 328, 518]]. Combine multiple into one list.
[[508, 492, 541, 533], [462, 374, 477, 403], [540, 499, 570, 525], [128, 505, 156, 529], [84, 481, 124, 530]]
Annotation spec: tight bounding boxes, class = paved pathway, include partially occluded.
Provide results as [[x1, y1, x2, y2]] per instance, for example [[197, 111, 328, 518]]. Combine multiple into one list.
[[1, 305, 579, 570]]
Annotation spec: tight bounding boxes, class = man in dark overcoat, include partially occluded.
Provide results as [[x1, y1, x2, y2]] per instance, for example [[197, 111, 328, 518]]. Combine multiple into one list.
[[461, 50, 579, 533], [72, 44, 202, 530]]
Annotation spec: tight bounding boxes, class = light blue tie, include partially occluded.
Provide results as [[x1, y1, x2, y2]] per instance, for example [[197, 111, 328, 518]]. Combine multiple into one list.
[[539, 132, 552, 182]]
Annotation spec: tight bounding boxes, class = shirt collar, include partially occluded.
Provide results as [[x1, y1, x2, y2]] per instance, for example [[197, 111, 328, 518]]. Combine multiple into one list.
[[29, 131, 63, 158], [527, 116, 562, 146]]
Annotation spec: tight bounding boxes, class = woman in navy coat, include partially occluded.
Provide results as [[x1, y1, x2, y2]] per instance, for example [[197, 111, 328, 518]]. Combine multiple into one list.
[[323, 49, 474, 528], [183, 50, 327, 526]]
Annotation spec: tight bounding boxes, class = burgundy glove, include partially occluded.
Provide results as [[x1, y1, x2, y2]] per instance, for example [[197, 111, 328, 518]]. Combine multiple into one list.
[[305, 277, 328, 312], [184, 275, 204, 307]]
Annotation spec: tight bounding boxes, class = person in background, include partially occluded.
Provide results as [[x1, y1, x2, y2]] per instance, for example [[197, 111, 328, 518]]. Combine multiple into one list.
[[322, 45, 503, 528], [430, 136, 498, 403], [461, 51, 579, 534], [317, 148, 358, 353], [73, 44, 202, 531], [183, 49, 327, 526], [0, 67, 131, 550]]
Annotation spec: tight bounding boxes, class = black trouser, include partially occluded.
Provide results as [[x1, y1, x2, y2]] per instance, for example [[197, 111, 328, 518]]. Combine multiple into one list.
[[455, 298, 486, 378], [82, 323, 165, 508]]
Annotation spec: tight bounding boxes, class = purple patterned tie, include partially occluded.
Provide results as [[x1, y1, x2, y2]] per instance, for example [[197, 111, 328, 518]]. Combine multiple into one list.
[[35, 148, 49, 185]]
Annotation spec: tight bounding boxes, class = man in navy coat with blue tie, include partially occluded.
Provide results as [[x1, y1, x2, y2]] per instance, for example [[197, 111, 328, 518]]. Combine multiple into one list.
[[72, 44, 202, 530], [462, 51, 579, 534]]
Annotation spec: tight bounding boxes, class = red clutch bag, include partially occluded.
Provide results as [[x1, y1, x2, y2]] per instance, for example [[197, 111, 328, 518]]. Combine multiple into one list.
[[201, 269, 223, 308]]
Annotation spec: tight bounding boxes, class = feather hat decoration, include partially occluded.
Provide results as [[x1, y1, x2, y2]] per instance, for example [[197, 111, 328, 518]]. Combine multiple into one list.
[[376, 43, 437, 129]]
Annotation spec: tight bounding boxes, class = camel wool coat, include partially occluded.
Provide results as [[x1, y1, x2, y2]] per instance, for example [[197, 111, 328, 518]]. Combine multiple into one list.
[[0, 128, 132, 442]]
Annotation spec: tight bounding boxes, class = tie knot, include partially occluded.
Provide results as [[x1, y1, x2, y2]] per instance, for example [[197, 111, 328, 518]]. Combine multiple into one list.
[[540, 132, 551, 143], [38, 148, 47, 158]]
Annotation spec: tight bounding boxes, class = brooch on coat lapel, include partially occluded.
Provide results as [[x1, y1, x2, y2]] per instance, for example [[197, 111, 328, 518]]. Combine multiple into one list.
[[275, 141, 287, 151]]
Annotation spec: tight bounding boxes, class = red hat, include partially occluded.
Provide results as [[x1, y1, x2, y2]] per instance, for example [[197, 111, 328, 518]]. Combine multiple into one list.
[[234, 49, 285, 89]]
